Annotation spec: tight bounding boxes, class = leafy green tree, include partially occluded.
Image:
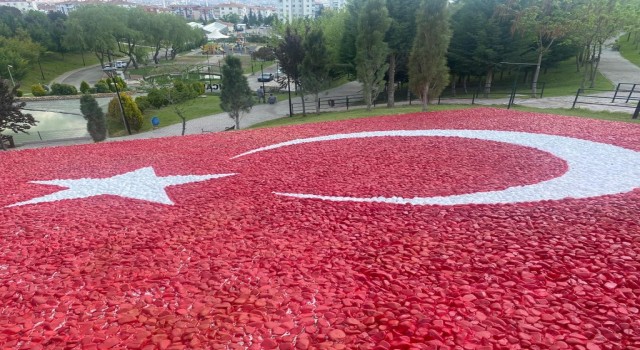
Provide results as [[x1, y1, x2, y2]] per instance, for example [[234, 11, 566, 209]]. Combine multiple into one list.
[[300, 28, 331, 114], [23, 11, 53, 50], [449, 0, 518, 95], [338, 0, 365, 77], [80, 94, 107, 142], [386, 0, 420, 106], [409, 0, 452, 111], [502, 0, 575, 94], [0, 79, 36, 150], [0, 34, 42, 81], [0, 6, 25, 37], [316, 9, 348, 77], [355, 0, 391, 110], [220, 55, 253, 129], [275, 26, 306, 114]]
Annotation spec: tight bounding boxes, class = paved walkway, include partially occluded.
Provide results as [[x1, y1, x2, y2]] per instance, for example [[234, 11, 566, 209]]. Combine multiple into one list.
[[12, 38, 640, 150]]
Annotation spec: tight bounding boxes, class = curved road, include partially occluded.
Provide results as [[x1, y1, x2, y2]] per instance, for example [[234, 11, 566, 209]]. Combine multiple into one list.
[[51, 64, 106, 87]]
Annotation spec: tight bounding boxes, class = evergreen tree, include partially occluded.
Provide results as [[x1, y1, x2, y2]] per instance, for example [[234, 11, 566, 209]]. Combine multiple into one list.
[[107, 93, 144, 132], [80, 94, 107, 142], [220, 55, 253, 129], [409, 0, 451, 111], [275, 26, 306, 115], [385, 0, 421, 107], [300, 28, 331, 114], [0, 79, 37, 150], [355, 0, 391, 110]]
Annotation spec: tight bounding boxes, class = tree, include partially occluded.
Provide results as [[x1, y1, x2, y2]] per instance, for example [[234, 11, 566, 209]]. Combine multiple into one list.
[[408, 0, 452, 111], [0, 34, 42, 81], [355, 0, 391, 110], [275, 26, 306, 115], [80, 94, 107, 142], [448, 0, 519, 95], [107, 93, 144, 132], [300, 28, 331, 114], [385, 0, 420, 107], [503, 0, 575, 94], [0, 79, 37, 150], [220, 55, 253, 129]]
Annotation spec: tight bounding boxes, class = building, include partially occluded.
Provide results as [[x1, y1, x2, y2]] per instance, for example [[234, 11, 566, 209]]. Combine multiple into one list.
[[212, 2, 246, 19], [278, 0, 314, 22], [0, 0, 38, 12]]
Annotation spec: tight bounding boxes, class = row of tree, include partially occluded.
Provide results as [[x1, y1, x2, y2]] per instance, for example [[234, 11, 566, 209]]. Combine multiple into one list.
[[0, 5, 206, 81], [271, 0, 640, 111]]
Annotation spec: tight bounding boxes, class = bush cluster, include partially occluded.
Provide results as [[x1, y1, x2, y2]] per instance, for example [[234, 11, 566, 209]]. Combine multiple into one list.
[[31, 84, 47, 96], [51, 83, 78, 95], [107, 93, 144, 132], [145, 80, 205, 109]]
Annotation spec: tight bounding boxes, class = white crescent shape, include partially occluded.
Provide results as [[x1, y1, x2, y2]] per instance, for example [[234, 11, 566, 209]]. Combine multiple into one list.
[[231, 130, 640, 206]]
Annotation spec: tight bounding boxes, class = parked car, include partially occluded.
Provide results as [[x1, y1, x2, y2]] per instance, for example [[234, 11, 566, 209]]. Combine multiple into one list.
[[258, 73, 273, 82]]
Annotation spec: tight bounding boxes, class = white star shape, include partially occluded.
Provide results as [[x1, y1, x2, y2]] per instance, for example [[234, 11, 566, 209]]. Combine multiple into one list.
[[8, 167, 236, 207]]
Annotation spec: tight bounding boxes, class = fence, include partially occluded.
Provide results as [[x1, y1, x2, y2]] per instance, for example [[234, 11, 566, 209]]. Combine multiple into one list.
[[289, 82, 546, 115], [9, 128, 90, 145], [572, 84, 640, 119]]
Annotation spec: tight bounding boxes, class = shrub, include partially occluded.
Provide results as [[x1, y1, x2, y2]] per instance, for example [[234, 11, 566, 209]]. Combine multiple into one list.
[[94, 81, 110, 93], [31, 84, 47, 96], [80, 94, 107, 142], [192, 82, 205, 95], [50, 83, 78, 96], [107, 93, 144, 132], [147, 88, 170, 108], [135, 96, 151, 113], [80, 81, 90, 94], [15, 89, 23, 97]]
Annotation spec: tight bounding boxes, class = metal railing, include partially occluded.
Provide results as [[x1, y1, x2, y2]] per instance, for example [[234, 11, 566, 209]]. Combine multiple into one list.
[[572, 86, 640, 119], [7, 128, 90, 144]]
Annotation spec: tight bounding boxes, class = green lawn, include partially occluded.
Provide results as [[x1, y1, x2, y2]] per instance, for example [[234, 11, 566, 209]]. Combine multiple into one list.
[[20, 52, 99, 90], [618, 33, 640, 68], [251, 104, 638, 130], [108, 94, 223, 136]]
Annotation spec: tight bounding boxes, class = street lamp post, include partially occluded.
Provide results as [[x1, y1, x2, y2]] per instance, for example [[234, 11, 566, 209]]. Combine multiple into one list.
[[103, 67, 131, 135], [287, 75, 293, 117], [7, 65, 15, 88], [499, 62, 537, 109], [260, 63, 266, 103]]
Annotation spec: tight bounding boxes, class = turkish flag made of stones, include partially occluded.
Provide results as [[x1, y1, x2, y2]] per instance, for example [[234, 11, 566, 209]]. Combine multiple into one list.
[[1, 108, 639, 349]]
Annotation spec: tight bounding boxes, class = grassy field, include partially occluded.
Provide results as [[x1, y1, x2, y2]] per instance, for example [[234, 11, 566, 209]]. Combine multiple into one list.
[[251, 104, 638, 130], [108, 94, 224, 136], [618, 33, 640, 68], [20, 52, 99, 89]]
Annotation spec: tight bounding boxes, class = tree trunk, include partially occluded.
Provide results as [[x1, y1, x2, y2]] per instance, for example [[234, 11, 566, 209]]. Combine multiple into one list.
[[315, 92, 320, 114], [421, 84, 429, 112], [532, 50, 543, 95], [364, 82, 372, 111], [451, 75, 456, 97], [387, 53, 396, 107], [483, 67, 493, 97], [153, 43, 161, 64], [300, 93, 306, 116], [589, 41, 603, 88], [462, 75, 468, 94]]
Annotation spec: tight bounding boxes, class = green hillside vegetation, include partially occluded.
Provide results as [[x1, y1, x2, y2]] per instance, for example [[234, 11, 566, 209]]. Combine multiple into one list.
[[618, 34, 640, 68]]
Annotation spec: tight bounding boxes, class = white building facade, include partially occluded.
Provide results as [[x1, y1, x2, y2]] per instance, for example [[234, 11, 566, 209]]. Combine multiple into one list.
[[278, 0, 314, 22], [0, 0, 38, 12]]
